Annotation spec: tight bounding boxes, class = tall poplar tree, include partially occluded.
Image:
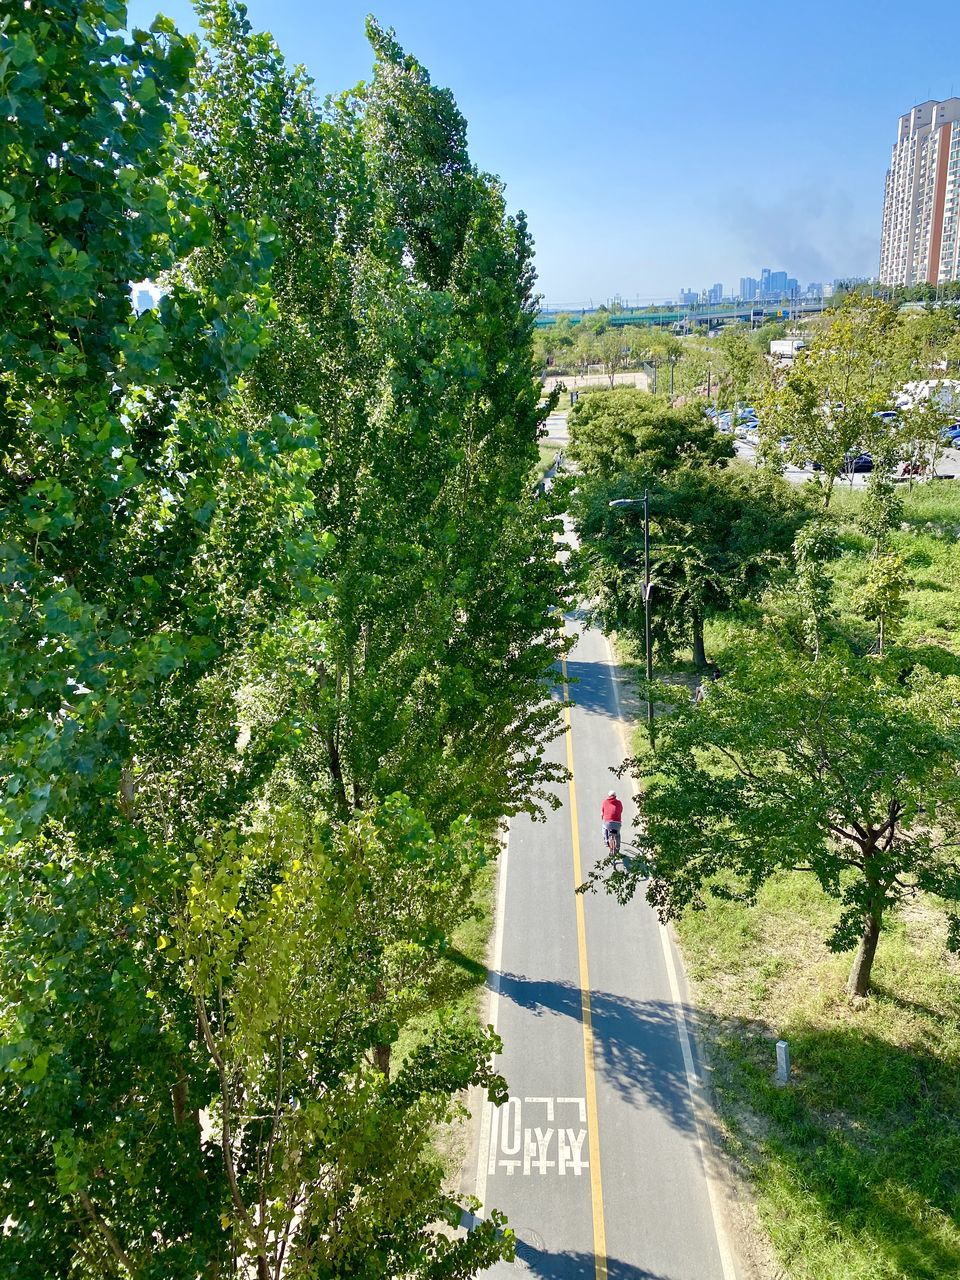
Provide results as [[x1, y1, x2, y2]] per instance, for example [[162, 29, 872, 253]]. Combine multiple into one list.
[[2, 3, 564, 1275]]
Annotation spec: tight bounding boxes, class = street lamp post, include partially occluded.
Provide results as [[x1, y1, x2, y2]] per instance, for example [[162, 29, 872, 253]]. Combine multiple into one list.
[[609, 495, 654, 737]]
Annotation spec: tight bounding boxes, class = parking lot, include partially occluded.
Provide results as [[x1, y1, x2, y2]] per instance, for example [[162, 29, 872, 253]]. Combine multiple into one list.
[[732, 434, 960, 488]]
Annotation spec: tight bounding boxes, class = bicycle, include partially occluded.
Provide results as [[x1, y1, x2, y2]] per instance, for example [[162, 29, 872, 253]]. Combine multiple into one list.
[[604, 823, 621, 857]]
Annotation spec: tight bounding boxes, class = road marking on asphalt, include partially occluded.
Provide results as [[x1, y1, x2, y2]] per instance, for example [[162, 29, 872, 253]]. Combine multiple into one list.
[[562, 656, 608, 1280], [474, 820, 511, 1216], [603, 637, 739, 1280], [486, 1097, 590, 1177]]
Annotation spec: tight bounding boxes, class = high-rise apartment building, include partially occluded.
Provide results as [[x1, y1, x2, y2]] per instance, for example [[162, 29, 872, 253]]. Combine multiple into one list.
[[879, 98, 960, 286], [739, 276, 758, 301]]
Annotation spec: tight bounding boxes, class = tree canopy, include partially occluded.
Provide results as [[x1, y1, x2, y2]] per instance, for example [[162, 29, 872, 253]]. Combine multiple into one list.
[[568, 386, 734, 477], [583, 646, 960, 997], [763, 296, 904, 503], [0, 3, 566, 1275], [573, 463, 809, 667]]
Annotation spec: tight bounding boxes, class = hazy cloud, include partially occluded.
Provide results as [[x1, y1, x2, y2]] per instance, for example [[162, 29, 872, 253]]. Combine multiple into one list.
[[718, 186, 879, 284]]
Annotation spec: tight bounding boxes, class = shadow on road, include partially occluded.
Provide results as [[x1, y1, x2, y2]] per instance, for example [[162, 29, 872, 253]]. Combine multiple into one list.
[[494, 973, 698, 1135], [513, 1236, 682, 1279], [562, 658, 622, 723]]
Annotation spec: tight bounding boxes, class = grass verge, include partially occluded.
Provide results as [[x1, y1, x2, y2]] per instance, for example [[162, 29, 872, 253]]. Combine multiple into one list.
[[537, 442, 559, 478], [631, 481, 960, 1278], [393, 852, 499, 1187], [677, 874, 960, 1280]]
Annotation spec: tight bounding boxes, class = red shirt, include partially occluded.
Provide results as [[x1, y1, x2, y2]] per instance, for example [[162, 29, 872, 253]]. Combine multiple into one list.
[[601, 796, 623, 822]]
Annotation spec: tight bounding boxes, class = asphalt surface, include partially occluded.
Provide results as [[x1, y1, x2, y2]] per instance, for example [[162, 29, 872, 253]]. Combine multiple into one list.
[[544, 405, 960, 487], [465, 596, 737, 1279], [543, 412, 570, 445], [733, 436, 960, 485]]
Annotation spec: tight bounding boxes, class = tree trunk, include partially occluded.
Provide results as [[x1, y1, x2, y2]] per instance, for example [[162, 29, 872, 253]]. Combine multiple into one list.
[[691, 615, 707, 669], [846, 910, 882, 997], [119, 766, 136, 819], [373, 1042, 391, 1079], [824, 472, 835, 509]]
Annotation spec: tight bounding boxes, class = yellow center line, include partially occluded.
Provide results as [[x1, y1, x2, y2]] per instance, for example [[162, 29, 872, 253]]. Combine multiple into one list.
[[562, 657, 608, 1280]]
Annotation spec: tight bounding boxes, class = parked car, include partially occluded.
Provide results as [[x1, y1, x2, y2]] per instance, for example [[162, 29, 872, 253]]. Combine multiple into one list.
[[845, 452, 874, 473], [940, 422, 960, 444], [812, 452, 874, 473]]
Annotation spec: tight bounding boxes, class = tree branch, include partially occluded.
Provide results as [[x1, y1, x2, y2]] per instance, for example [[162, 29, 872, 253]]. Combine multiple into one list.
[[77, 1188, 136, 1277], [196, 996, 271, 1277]]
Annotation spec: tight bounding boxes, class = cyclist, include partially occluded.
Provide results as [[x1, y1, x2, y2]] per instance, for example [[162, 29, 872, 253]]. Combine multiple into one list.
[[601, 790, 623, 854]]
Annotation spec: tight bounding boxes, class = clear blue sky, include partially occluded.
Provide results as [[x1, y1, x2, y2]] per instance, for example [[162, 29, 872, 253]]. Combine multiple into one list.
[[128, 0, 960, 305]]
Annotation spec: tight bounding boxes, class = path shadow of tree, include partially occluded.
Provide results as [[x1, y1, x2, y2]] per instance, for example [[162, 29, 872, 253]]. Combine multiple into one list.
[[560, 659, 623, 723], [714, 1016, 960, 1279], [901, 642, 960, 678], [513, 1236, 683, 1279], [495, 973, 698, 1138]]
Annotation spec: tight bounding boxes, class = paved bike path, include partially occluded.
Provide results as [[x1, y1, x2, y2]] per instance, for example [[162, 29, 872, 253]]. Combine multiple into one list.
[[466, 611, 736, 1280]]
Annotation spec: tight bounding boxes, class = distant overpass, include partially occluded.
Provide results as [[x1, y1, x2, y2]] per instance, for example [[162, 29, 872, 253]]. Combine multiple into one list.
[[534, 299, 827, 329]]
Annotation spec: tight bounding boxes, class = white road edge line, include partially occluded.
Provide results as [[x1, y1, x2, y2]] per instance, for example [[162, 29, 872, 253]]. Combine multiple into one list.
[[603, 636, 739, 1280], [473, 819, 510, 1217]]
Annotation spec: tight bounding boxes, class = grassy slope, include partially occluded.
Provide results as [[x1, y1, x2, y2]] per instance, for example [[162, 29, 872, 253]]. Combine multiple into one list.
[[394, 855, 498, 1185], [536, 442, 559, 479], [654, 481, 960, 1279]]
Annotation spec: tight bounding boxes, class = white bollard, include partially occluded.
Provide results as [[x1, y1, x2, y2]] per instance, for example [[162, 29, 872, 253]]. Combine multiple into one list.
[[775, 1039, 791, 1085]]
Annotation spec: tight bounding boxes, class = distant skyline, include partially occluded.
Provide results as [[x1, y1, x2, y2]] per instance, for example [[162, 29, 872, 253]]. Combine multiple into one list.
[[128, 0, 960, 304]]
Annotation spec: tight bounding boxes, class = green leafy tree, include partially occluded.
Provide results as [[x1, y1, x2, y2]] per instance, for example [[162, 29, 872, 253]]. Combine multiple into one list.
[[672, 340, 714, 401], [644, 331, 682, 397], [568, 385, 734, 478], [184, 4, 568, 828], [175, 799, 510, 1279], [0, 0, 280, 848], [0, 3, 312, 1274], [571, 325, 597, 378], [763, 296, 903, 505], [584, 649, 960, 998], [1, 3, 563, 1276], [573, 465, 809, 667], [853, 552, 911, 655], [598, 326, 628, 387], [894, 306, 960, 375], [712, 326, 767, 409], [857, 473, 904, 557], [791, 518, 839, 659], [751, 320, 787, 349], [584, 306, 610, 335]]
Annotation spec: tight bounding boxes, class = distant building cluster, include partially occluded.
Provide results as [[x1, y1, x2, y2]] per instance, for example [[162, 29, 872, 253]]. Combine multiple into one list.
[[879, 98, 960, 287], [132, 287, 155, 314], [677, 273, 832, 307]]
